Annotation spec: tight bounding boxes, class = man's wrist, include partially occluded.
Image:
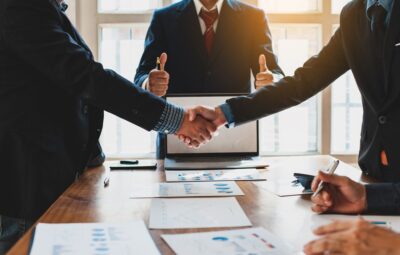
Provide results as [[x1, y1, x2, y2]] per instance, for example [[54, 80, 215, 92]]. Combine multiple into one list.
[[142, 77, 149, 90], [153, 103, 185, 134], [359, 185, 368, 213], [219, 103, 235, 128]]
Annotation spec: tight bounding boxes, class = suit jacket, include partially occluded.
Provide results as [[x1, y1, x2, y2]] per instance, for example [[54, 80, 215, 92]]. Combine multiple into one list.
[[225, 0, 400, 213], [228, 0, 400, 181], [0, 0, 167, 220], [134, 0, 283, 94]]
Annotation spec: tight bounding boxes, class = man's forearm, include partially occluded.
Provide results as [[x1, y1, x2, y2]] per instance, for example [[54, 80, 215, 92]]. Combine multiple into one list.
[[153, 103, 185, 134]]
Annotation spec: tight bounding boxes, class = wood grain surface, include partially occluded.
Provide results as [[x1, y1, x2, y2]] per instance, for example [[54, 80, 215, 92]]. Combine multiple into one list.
[[7, 155, 365, 255]]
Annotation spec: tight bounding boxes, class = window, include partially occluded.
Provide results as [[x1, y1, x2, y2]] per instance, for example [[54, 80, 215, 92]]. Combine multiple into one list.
[[330, 25, 362, 154], [75, 0, 360, 163], [332, 0, 351, 14], [98, 0, 162, 13], [99, 24, 155, 157], [258, 0, 321, 13], [260, 24, 321, 153]]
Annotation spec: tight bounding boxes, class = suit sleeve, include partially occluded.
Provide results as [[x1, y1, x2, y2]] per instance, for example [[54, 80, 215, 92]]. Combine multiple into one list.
[[250, 9, 284, 78], [2, 0, 165, 131], [365, 184, 400, 214], [134, 10, 166, 87], [226, 26, 350, 126]]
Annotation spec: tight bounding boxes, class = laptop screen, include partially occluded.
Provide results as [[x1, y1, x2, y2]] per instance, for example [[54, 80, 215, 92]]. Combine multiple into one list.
[[166, 95, 259, 157]]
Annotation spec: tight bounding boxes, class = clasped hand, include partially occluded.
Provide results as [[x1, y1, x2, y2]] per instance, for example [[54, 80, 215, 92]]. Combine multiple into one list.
[[175, 106, 227, 148]]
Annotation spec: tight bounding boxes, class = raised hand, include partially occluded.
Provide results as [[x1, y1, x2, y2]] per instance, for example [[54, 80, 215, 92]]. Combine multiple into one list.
[[175, 109, 218, 148], [255, 54, 274, 90], [311, 171, 367, 214], [146, 53, 169, 97], [304, 219, 400, 255]]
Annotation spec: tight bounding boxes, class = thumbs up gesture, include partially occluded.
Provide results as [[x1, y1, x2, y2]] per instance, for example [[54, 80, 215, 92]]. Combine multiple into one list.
[[255, 54, 274, 90], [147, 53, 169, 97]]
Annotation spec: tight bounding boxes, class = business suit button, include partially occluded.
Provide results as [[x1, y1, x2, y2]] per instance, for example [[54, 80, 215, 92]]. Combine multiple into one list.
[[207, 71, 212, 76], [132, 109, 139, 115], [83, 105, 89, 114], [378, 116, 387, 124]]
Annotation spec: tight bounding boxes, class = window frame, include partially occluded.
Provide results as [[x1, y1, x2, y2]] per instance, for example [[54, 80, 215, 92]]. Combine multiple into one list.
[[73, 0, 358, 164]]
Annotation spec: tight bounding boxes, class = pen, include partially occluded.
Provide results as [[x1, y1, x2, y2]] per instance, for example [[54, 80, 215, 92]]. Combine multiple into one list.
[[103, 176, 110, 187], [156, 57, 161, 70], [312, 159, 340, 197], [120, 160, 139, 165], [103, 167, 110, 187]]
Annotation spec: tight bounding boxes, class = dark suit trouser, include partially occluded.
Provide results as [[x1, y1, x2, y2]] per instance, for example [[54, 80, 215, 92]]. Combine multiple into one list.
[[0, 215, 33, 254]]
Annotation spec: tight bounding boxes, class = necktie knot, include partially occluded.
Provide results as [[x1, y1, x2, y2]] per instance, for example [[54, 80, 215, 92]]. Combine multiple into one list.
[[199, 9, 219, 29], [368, 4, 387, 32]]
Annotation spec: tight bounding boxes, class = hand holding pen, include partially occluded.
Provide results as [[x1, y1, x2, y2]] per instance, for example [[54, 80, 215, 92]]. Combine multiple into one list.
[[146, 53, 169, 97], [310, 160, 367, 214]]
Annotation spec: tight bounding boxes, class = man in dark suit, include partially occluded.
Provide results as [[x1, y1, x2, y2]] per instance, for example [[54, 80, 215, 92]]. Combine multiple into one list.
[[134, 0, 284, 157], [0, 0, 216, 252], [187, 0, 400, 211]]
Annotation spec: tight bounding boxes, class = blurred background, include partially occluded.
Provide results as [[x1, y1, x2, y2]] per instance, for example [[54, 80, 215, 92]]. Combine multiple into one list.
[[65, 0, 360, 164]]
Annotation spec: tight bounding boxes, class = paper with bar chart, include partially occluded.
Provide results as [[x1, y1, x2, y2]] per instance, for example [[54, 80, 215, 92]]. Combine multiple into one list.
[[162, 227, 293, 255], [130, 182, 244, 198], [165, 169, 266, 182], [29, 221, 160, 255]]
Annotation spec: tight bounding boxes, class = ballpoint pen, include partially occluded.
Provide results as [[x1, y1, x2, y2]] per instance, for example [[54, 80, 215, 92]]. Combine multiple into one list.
[[312, 159, 340, 197], [103, 167, 110, 187], [157, 57, 161, 70], [103, 176, 110, 187]]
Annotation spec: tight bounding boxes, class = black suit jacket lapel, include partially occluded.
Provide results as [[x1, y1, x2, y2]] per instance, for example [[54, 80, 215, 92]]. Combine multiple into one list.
[[354, 0, 383, 112], [177, 0, 208, 65], [382, 0, 400, 110], [208, 0, 237, 66]]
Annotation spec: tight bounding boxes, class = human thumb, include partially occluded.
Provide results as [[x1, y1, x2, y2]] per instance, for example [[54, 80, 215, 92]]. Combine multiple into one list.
[[160, 52, 167, 71], [259, 54, 268, 73]]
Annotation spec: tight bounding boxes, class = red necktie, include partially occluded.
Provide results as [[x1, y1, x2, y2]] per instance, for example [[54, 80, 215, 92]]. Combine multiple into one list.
[[199, 9, 219, 55]]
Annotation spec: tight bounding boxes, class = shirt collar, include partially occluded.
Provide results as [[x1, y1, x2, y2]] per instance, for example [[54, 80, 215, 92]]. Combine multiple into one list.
[[367, 0, 393, 13], [193, 0, 224, 15]]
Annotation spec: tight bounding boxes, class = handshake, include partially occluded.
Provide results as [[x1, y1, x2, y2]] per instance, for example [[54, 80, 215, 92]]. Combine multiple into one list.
[[175, 106, 228, 148], [146, 52, 276, 148]]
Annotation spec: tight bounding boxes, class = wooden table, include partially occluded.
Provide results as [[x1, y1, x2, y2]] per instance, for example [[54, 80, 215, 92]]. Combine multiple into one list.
[[8, 155, 364, 255]]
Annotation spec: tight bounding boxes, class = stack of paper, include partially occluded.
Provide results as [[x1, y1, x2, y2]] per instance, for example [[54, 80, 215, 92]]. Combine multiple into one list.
[[149, 197, 252, 229], [162, 227, 293, 255], [165, 169, 266, 182], [130, 182, 244, 198], [29, 221, 160, 255]]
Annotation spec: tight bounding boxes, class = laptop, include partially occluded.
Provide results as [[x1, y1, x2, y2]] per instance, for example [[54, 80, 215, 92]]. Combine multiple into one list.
[[164, 94, 269, 170]]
